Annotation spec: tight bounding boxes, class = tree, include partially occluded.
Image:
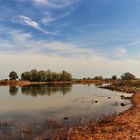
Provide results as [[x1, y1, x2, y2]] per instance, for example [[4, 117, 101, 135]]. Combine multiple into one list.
[[51, 72, 60, 81], [21, 69, 72, 82], [37, 70, 47, 81], [94, 76, 103, 80], [21, 71, 30, 80], [112, 75, 117, 80], [46, 69, 53, 82], [9, 71, 18, 80], [121, 72, 136, 80], [30, 69, 38, 81], [60, 70, 72, 81]]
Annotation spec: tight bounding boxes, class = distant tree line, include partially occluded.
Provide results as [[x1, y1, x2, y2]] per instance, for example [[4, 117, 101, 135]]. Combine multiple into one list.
[[83, 76, 104, 80], [82, 72, 136, 81], [8, 70, 136, 81]]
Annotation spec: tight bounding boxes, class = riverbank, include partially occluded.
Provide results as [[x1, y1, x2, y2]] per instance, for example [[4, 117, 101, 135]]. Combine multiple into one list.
[[0, 80, 140, 139], [66, 83, 140, 139], [28, 81, 139, 140], [0, 79, 104, 86]]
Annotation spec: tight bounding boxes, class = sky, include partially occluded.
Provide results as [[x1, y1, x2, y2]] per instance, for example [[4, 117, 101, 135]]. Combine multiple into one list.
[[1, 0, 140, 79]]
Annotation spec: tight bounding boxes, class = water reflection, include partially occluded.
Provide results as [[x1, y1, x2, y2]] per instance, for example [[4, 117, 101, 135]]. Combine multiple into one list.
[[0, 84, 133, 140], [94, 82, 103, 87], [81, 82, 103, 87], [20, 84, 72, 97], [9, 86, 19, 96]]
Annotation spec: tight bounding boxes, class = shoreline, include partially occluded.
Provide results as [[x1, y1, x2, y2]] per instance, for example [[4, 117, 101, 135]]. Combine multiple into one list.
[[0, 80, 139, 139], [67, 86, 140, 139], [0, 79, 105, 86]]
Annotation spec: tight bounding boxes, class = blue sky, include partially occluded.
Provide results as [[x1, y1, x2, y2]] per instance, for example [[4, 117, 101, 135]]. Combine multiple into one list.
[[1, 0, 140, 78]]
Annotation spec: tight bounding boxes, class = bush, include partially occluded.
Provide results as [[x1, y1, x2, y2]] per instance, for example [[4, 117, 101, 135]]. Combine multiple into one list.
[[94, 76, 103, 80], [121, 72, 136, 80], [112, 75, 117, 80], [9, 71, 18, 80]]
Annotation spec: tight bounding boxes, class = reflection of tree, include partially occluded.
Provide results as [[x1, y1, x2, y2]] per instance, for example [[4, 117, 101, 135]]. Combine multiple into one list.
[[94, 82, 103, 87], [9, 86, 19, 96], [21, 84, 72, 97]]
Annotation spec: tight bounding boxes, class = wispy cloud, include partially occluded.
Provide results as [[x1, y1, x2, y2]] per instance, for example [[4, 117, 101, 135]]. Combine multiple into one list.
[[14, 15, 57, 35], [18, 15, 39, 29], [0, 27, 94, 56], [32, 0, 77, 8], [115, 48, 127, 57], [41, 11, 73, 25]]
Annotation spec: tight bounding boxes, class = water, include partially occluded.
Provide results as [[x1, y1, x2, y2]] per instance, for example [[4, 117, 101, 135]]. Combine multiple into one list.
[[0, 84, 132, 139], [0, 84, 132, 122]]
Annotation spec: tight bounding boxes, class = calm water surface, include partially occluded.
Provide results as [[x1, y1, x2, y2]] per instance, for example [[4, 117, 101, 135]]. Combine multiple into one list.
[[0, 84, 132, 123]]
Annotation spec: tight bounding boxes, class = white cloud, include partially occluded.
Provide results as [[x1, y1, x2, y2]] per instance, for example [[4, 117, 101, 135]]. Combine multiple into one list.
[[115, 48, 127, 57], [19, 15, 38, 28], [0, 27, 95, 56], [1, 52, 140, 79], [35, 41, 91, 55], [32, 0, 77, 8], [15, 15, 57, 35], [42, 11, 72, 25], [11, 31, 32, 42]]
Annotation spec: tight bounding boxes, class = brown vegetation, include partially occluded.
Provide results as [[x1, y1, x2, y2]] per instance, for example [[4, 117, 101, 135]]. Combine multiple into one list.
[[0, 79, 105, 86], [64, 81, 140, 140]]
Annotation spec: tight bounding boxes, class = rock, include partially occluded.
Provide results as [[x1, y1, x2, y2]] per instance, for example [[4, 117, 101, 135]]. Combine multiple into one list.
[[120, 103, 126, 106], [63, 117, 69, 120], [120, 95, 125, 99], [121, 95, 132, 100]]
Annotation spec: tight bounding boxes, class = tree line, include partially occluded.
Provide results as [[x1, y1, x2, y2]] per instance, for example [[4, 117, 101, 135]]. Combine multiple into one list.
[[9, 69, 72, 82], [8, 70, 136, 81], [82, 72, 136, 80]]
